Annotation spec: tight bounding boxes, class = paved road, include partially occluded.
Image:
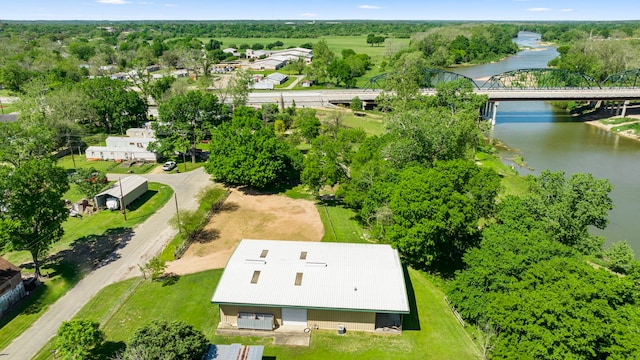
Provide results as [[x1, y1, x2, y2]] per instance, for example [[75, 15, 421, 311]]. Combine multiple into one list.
[[1, 167, 212, 360]]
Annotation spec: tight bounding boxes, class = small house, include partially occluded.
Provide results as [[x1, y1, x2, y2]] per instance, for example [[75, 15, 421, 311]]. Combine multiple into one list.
[[211, 240, 409, 333], [0, 258, 25, 318], [264, 72, 288, 85], [94, 175, 148, 210]]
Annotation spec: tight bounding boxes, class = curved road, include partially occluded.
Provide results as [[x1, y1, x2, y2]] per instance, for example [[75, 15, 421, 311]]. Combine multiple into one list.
[[1, 167, 212, 360]]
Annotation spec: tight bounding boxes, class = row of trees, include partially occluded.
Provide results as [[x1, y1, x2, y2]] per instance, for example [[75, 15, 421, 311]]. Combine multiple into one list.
[[56, 319, 207, 359]]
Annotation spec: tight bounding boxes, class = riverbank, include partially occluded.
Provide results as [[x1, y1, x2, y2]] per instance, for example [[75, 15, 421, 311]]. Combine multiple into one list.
[[583, 113, 640, 142]]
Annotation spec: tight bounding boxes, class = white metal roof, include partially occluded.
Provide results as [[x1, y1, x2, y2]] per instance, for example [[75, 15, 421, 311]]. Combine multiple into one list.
[[95, 175, 147, 199], [211, 240, 410, 313]]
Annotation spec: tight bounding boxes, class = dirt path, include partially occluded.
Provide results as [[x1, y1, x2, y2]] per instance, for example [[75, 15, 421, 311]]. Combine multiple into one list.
[[166, 188, 324, 275]]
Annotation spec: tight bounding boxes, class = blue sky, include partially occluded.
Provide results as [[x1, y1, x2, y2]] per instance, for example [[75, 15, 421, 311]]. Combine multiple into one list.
[[1, 0, 639, 21]]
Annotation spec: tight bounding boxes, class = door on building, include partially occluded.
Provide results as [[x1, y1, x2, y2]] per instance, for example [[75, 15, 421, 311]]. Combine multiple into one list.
[[281, 307, 307, 327]]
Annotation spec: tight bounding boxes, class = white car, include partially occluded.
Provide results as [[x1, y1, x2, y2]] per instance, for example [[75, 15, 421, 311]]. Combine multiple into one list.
[[162, 161, 177, 171]]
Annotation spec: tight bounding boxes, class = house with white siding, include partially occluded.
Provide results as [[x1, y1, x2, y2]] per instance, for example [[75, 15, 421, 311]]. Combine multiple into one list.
[[0, 258, 25, 318]]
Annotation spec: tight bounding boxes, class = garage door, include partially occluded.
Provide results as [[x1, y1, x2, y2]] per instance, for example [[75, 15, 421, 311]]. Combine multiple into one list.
[[281, 308, 307, 327]]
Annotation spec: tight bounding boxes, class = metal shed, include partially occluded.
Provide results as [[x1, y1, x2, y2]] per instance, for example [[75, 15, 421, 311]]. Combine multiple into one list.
[[94, 175, 148, 210]]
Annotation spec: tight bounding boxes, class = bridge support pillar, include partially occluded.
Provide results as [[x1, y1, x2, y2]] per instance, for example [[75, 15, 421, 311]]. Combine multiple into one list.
[[621, 100, 630, 118], [490, 101, 499, 126]]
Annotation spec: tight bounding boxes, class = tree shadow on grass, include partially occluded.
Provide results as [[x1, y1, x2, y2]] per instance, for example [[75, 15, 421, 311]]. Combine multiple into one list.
[[92, 340, 126, 360], [48, 227, 134, 275], [402, 265, 421, 331], [160, 273, 181, 287]]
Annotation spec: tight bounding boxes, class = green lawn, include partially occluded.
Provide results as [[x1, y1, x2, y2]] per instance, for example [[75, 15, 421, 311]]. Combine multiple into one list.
[[34, 267, 478, 360], [600, 117, 637, 125], [0, 183, 173, 350], [475, 150, 529, 197], [327, 110, 386, 136], [57, 154, 157, 174], [318, 202, 366, 243], [611, 122, 640, 136]]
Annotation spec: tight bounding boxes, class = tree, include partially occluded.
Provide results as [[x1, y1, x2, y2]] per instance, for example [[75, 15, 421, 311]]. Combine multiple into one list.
[[527, 171, 613, 253], [205, 107, 302, 188], [301, 127, 365, 193], [383, 106, 480, 168], [306, 40, 335, 84], [387, 160, 500, 272], [605, 241, 635, 274], [0, 159, 70, 278], [294, 108, 321, 144], [56, 319, 104, 360], [80, 77, 148, 134], [139, 256, 166, 281], [0, 63, 33, 92], [71, 167, 108, 199], [214, 68, 252, 109], [154, 91, 229, 163], [383, 51, 428, 108], [125, 320, 207, 360], [350, 96, 363, 112]]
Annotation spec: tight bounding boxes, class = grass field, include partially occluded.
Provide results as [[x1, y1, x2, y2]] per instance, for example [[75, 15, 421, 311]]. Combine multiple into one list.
[[0, 183, 173, 350], [611, 122, 640, 136], [318, 203, 366, 243], [34, 267, 478, 360], [600, 117, 637, 125]]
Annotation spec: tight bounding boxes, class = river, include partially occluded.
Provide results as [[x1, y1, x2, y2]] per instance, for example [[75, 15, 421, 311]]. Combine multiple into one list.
[[451, 31, 640, 254]]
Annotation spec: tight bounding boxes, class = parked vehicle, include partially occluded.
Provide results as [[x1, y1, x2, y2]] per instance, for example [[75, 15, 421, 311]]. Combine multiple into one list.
[[162, 161, 177, 171]]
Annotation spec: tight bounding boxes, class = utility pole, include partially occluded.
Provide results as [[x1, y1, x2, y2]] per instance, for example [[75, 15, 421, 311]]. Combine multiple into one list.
[[119, 178, 127, 221]]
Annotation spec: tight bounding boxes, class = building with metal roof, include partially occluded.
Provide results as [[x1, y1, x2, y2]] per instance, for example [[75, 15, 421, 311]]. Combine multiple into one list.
[[94, 175, 148, 210], [211, 239, 409, 333]]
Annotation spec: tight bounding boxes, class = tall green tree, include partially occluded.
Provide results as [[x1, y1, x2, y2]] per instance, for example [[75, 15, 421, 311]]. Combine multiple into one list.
[[387, 160, 500, 272], [56, 319, 104, 360], [80, 77, 148, 134], [205, 107, 301, 188], [153, 91, 229, 163], [0, 159, 70, 277], [527, 171, 613, 253]]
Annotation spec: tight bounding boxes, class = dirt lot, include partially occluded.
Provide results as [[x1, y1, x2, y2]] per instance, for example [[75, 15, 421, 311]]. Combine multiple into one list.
[[166, 188, 324, 275]]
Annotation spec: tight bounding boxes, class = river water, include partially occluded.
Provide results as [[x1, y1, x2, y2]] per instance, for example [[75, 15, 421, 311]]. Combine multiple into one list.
[[451, 32, 640, 254]]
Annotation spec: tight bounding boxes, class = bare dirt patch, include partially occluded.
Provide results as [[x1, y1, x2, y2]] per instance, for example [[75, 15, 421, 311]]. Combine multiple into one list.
[[166, 188, 324, 275]]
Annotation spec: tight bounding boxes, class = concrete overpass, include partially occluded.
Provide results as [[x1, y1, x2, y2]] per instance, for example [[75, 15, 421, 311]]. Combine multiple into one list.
[[247, 88, 640, 124]]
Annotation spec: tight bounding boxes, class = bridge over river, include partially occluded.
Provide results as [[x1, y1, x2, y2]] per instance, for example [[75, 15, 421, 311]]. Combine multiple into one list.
[[247, 68, 640, 124]]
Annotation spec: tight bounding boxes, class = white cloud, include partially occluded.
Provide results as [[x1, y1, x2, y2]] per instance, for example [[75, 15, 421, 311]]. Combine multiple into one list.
[[359, 5, 382, 9], [96, 0, 130, 4], [560, 8, 574, 12], [527, 7, 552, 12], [299, 12, 317, 17]]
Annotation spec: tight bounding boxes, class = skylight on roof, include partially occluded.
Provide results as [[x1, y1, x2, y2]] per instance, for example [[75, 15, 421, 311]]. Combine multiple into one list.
[[295, 272, 303, 286], [260, 250, 269, 258], [250, 270, 261, 284], [300, 251, 307, 260]]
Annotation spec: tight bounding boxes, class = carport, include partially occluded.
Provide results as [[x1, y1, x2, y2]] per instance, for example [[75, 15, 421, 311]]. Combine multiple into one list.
[[94, 175, 148, 209]]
